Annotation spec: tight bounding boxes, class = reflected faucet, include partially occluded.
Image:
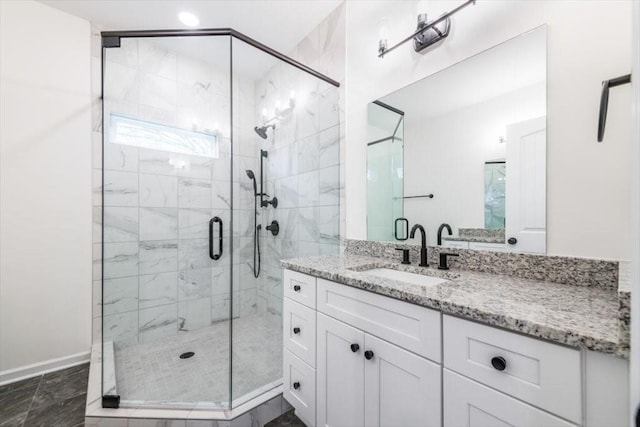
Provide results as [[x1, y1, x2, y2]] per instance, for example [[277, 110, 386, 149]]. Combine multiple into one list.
[[437, 223, 452, 246], [410, 224, 429, 267]]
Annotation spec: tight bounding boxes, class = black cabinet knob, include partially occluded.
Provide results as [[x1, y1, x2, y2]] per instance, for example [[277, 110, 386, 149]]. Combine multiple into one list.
[[293, 284, 301, 292], [364, 350, 374, 360], [293, 327, 300, 334], [491, 356, 507, 371], [507, 237, 517, 245], [293, 381, 300, 390], [350, 343, 360, 353]]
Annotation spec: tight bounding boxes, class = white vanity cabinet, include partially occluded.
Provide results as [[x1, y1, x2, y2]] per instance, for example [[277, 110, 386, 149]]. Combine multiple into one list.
[[282, 269, 629, 427], [317, 312, 441, 427]]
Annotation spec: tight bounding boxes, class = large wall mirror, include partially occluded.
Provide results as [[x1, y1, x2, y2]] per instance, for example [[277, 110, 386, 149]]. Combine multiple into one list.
[[366, 25, 547, 254]]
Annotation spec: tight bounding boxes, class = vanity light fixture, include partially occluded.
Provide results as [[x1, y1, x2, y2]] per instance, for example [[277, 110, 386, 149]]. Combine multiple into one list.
[[378, 0, 476, 58], [178, 11, 199, 27]]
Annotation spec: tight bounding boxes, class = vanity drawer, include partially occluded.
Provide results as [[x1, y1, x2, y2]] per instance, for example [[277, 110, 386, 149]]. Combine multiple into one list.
[[443, 315, 581, 423], [317, 278, 441, 362], [284, 297, 316, 368], [283, 349, 316, 427], [284, 269, 316, 309], [444, 369, 576, 427]]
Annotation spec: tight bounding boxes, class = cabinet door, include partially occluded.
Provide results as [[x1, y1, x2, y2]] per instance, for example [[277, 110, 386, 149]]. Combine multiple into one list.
[[364, 334, 441, 427], [444, 369, 575, 427], [317, 313, 365, 427]]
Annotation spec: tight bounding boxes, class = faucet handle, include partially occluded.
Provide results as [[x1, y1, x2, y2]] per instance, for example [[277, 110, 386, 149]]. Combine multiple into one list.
[[438, 252, 459, 270], [395, 248, 411, 265]]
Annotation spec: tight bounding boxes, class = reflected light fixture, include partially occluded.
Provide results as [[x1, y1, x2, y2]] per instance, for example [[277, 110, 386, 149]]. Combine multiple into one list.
[[378, 0, 476, 58], [178, 11, 199, 27]]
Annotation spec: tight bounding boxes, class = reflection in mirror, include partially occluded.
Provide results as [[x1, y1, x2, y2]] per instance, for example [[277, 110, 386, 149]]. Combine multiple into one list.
[[366, 25, 547, 253], [366, 101, 405, 241]]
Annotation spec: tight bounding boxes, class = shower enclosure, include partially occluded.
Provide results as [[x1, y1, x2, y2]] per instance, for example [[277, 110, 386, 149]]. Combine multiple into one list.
[[100, 29, 340, 410]]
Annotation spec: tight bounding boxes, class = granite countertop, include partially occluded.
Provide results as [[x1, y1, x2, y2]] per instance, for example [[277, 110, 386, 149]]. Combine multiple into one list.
[[442, 236, 505, 244], [281, 254, 628, 358]]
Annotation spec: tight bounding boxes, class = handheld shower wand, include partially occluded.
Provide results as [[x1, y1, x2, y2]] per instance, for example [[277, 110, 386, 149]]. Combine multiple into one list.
[[246, 170, 261, 278]]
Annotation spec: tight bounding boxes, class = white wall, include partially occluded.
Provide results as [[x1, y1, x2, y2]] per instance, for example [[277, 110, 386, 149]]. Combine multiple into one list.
[[629, 1, 639, 423], [404, 83, 545, 245], [345, 0, 632, 260], [0, 1, 92, 378]]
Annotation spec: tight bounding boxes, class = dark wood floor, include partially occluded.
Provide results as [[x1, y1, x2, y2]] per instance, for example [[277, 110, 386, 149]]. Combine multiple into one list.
[[0, 363, 89, 427]]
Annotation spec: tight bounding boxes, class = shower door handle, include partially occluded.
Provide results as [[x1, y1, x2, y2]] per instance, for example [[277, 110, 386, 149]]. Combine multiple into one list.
[[209, 217, 223, 260]]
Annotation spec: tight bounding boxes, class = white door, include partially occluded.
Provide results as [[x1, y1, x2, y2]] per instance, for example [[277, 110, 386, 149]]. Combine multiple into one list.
[[505, 116, 546, 253], [364, 334, 441, 427], [317, 313, 365, 427]]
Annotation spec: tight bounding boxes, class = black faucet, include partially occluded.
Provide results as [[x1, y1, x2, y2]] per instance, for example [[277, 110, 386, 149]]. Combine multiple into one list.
[[437, 223, 453, 246], [409, 224, 429, 267]]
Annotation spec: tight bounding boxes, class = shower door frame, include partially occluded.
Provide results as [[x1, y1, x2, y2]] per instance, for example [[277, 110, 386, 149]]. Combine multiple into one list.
[[99, 27, 339, 410]]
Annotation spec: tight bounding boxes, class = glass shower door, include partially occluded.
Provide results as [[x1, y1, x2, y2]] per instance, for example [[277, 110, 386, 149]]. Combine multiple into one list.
[[101, 35, 233, 408]]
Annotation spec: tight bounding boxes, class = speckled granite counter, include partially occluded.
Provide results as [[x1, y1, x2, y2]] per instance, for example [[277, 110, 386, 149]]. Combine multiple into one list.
[[281, 254, 629, 358], [442, 236, 505, 244]]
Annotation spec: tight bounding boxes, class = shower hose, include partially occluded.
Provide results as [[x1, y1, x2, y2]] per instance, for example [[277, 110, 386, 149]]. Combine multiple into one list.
[[252, 195, 261, 278]]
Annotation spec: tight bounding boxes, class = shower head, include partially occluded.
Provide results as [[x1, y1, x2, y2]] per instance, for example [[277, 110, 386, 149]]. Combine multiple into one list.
[[254, 123, 276, 140], [246, 170, 257, 196]]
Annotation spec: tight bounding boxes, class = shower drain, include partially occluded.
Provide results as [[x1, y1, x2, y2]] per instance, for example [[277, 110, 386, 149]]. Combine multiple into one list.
[[179, 351, 195, 359]]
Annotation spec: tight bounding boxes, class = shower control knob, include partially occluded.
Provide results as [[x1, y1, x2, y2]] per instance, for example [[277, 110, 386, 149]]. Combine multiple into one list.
[[364, 350, 374, 360], [350, 344, 360, 353], [507, 237, 517, 245], [293, 327, 300, 334], [266, 220, 280, 236], [491, 356, 507, 371], [293, 382, 300, 390], [293, 285, 301, 292]]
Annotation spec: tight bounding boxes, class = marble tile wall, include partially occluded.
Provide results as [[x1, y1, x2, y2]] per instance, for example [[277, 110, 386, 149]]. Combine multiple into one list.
[[92, 33, 263, 349], [252, 3, 346, 317]]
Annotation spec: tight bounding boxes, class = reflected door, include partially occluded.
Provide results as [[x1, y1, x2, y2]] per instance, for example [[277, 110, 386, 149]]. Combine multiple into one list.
[[505, 116, 546, 253]]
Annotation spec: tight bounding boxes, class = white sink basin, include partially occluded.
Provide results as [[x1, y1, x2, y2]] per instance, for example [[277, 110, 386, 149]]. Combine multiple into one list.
[[361, 268, 447, 287]]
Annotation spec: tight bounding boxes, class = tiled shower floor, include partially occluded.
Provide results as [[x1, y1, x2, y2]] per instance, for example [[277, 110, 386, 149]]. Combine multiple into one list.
[[114, 311, 282, 405]]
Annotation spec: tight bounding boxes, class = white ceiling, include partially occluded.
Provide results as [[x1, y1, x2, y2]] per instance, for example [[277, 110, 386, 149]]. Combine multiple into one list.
[[379, 26, 547, 122], [39, 0, 341, 55]]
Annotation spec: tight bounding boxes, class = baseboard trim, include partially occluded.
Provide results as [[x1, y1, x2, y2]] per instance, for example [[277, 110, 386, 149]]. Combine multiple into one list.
[[0, 351, 91, 386]]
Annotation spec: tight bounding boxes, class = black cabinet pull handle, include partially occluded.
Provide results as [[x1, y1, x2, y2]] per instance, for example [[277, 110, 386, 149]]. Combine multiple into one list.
[[507, 237, 517, 245], [293, 327, 300, 334], [209, 217, 223, 260], [293, 381, 300, 390], [350, 344, 360, 353], [364, 350, 374, 360], [293, 284, 301, 292], [491, 356, 507, 371]]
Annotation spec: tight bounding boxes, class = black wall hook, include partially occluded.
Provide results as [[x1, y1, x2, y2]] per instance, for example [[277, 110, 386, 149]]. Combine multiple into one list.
[[598, 73, 631, 142]]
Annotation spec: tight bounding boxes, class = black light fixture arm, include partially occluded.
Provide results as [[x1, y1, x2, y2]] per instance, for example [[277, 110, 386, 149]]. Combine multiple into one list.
[[378, 0, 476, 58], [597, 73, 631, 142]]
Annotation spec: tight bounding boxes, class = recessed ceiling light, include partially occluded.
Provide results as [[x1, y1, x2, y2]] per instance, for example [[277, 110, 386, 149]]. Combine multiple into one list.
[[178, 11, 199, 27]]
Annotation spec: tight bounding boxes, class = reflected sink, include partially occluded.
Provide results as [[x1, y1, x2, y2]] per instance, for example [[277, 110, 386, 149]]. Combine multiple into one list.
[[361, 268, 447, 287]]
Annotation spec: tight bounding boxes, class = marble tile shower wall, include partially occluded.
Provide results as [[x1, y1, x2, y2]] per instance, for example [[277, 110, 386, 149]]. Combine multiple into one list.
[[91, 2, 346, 345], [91, 34, 263, 348], [253, 3, 346, 316]]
